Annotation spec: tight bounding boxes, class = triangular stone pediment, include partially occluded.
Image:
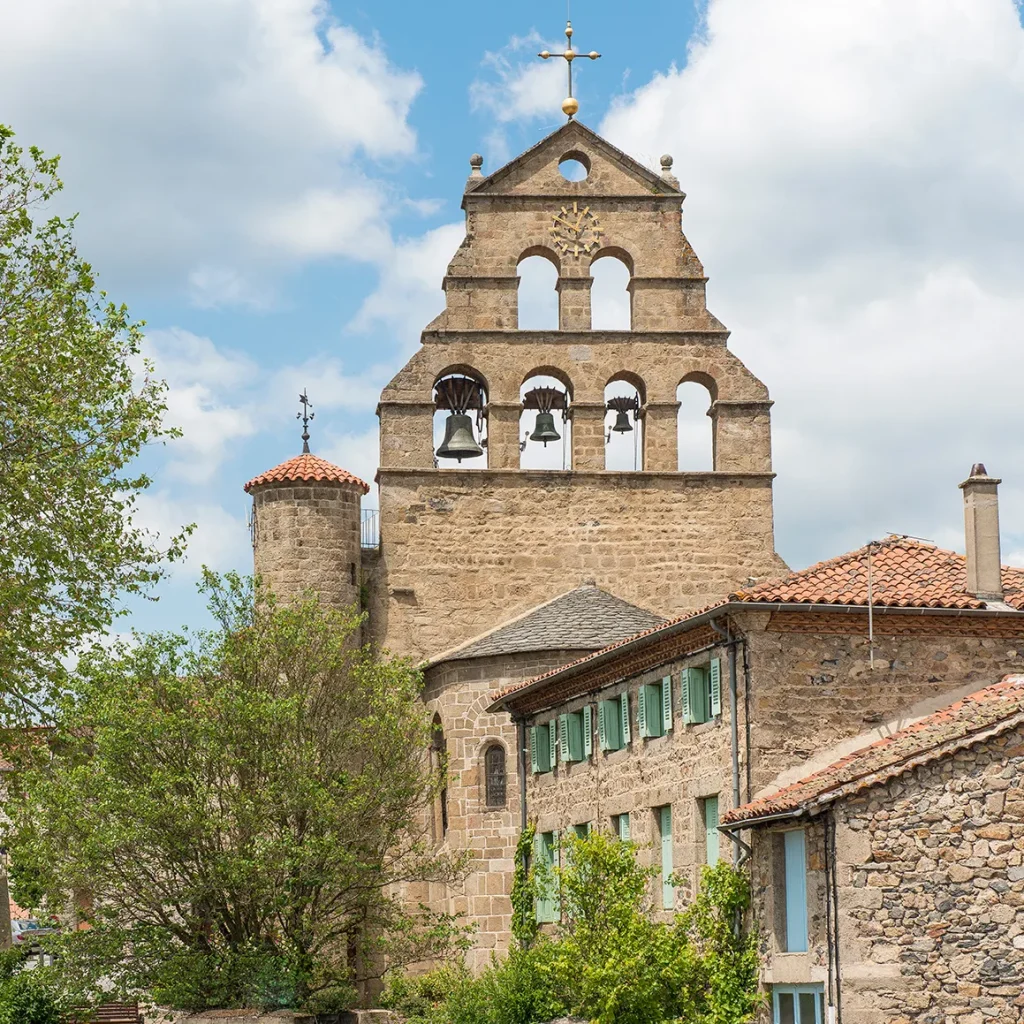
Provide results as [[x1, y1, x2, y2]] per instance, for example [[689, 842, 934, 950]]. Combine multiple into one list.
[[466, 120, 681, 199]]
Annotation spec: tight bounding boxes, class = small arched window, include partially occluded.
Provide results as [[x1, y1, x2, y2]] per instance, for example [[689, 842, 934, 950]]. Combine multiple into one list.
[[484, 744, 507, 808], [432, 714, 448, 836]]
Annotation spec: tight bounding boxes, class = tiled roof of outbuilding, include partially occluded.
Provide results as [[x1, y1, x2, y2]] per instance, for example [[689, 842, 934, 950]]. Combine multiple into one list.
[[721, 675, 1024, 826], [490, 537, 1024, 706], [430, 583, 664, 665], [731, 536, 1024, 610], [244, 453, 370, 494]]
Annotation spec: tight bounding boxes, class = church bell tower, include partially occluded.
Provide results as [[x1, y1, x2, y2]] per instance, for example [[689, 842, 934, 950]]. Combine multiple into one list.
[[371, 114, 785, 663]]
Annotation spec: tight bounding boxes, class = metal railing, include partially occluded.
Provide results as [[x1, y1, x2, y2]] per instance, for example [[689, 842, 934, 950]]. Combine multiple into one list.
[[361, 508, 380, 549]]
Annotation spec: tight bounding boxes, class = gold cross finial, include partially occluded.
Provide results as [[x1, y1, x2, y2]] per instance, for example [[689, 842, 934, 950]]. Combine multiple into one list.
[[538, 19, 600, 120]]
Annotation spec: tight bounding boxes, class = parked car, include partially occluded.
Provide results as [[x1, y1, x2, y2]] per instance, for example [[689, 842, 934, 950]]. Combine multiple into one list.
[[10, 918, 56, 945]]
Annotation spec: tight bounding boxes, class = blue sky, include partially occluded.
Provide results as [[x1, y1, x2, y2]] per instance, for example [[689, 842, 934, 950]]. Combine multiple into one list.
[[4, 0, 1024, 637]]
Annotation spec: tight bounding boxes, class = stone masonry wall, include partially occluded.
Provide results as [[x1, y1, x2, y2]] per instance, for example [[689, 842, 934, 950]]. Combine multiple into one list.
[[524, 641, 736, 911], [834, 724, 1024, 1023], [743, 615, 1024, 798], [420, 649, 586, 971], [251, 481, 362, 612], [370, 473, 781, 661]]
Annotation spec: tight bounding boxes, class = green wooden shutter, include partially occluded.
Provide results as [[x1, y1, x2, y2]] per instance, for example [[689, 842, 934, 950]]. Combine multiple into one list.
[[533, 832, 546, 921], [710, 658, 722, 717], [620, 692, 631, 744], [583, 705, 593, 756], [704, 796, 720, 866], [568, 712, 583, 761], [660, 805, 674, 909], [692, 667, 707, 724], [549, 719, 557, 768], [559, 714, 570, 762], [619, 812, 630, 841], [662, 676, 673, 732], [529, 727, 539, 773], [681, 669, 695, 725], [598, 701, 608, 749], [637, 685, 647, 737]]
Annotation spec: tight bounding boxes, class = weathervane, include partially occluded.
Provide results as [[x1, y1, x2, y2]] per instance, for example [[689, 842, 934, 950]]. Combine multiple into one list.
[[538, 11, 600, 120], [297, 390, 314, 453]]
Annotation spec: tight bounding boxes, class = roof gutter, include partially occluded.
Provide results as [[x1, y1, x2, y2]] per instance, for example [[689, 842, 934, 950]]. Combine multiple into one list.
[[488, 600, 1024, 713], [719, 807, 807, 832]]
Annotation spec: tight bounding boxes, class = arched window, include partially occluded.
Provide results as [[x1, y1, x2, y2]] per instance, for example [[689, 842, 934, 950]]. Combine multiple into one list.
[[431, 714, 448, 837], [677, 379, 715, 471], [517, 253, 559, 330], [604, 375, 645, 471], [590, 252, 631, 330], [433, 370, 488, 470], [520, 370, 572, 470], [484, 744, 506, 808]]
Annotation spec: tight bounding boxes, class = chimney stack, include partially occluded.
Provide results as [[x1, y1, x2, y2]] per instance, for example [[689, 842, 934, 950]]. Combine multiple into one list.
[[959, 463, 1003, 602]]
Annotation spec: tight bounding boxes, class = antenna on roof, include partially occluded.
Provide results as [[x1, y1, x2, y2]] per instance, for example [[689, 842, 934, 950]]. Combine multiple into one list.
[[297, 390, 314, 454]]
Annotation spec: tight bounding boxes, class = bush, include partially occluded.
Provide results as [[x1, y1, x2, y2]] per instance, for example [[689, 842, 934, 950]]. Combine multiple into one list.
[[387, 831, 762, 1024], [0, 949, 63, 1024]]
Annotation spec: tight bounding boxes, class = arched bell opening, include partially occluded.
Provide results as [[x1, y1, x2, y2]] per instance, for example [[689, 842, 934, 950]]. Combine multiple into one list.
[[677, 375, 715, 471], [590, 249, 633, 331], [516, 250, 560, 330], [604, 375, 645, 471], [519, 369, 572, 470], [433, 370, 488, 469]]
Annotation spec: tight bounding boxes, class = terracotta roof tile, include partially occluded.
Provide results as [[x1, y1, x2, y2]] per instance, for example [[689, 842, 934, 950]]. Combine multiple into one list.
[[490, 537, 1024, 706], [244, 453, 369, 494], [722, 674, 1024, 826], [731, 536, 1024, 611]]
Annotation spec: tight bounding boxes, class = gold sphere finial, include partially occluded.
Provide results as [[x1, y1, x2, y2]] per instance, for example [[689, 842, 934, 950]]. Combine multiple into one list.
[[565, 21, 573, 37], [562, 96, 579, 117]]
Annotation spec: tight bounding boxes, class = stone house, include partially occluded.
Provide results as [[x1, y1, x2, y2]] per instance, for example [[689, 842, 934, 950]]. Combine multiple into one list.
[[487, 468, 1024, 1017], [722, 675, 1024, 1024]]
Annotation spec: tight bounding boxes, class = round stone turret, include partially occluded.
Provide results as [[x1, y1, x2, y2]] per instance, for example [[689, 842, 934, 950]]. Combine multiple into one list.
[[244, 452, 369, 611]]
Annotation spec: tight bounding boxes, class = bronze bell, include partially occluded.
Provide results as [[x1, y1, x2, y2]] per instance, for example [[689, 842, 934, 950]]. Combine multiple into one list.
[[436, 413, 484, 462], [611, 409, 633, 433], [529, 411, 561, 446]]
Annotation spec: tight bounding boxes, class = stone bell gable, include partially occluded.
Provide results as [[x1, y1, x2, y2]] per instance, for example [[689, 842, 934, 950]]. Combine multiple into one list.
[[371, 120, 786, 663]]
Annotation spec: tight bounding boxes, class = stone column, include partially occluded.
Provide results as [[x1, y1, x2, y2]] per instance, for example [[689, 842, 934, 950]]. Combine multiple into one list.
[[960, 464, 1003, 601], [642, 402, 680, 472], [485, 403, 524, 469], [557, 276, 593, 331], [571, 403, 607, 471]]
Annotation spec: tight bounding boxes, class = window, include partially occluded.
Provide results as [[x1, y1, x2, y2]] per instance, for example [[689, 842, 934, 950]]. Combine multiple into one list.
[[612, 813, 631, 841], [772, 985, 823, 1023], [776, 829, 809, 953], [681, 658, 722, 725], [658, 805, 674, 909], [703, 796, 720, 866], [431, 715, 448, 837], [598, 693, 630, 751], [558, 709, 589, 763], [534, 830, 559, 923], [484, 744, 506, 807], [639, 676, 672, 738], [573, 822, 591, 840], [529, 721, 557, 774]]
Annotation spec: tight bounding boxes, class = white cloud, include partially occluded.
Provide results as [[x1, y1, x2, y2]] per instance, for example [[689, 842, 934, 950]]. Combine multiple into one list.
[[600, 0, 1024, 568], [0, 0, 422, 301], [145, 328, 259, 484], [320, 427, 381, 507], [351, 223, 465, 348]]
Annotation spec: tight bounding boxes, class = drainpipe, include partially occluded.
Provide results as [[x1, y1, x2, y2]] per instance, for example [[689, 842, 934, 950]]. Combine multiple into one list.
[[710, 618, 742, 864]]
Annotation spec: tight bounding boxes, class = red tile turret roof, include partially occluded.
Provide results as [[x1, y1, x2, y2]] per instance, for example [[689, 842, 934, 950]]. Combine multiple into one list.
[[722, 675, 1024, 826], [244, 453, 369, 494]]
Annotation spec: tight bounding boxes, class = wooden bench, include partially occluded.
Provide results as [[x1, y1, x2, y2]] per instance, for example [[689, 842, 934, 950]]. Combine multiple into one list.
[[70, 1004, 142, 1023]]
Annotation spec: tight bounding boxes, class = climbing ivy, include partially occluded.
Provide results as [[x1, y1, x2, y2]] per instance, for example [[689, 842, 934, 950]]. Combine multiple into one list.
[[509, 823, 538, 950]]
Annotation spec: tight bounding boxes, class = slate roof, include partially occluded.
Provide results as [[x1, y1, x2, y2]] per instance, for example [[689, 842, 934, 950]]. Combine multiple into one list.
[[491, 537, 1024, 705], [731, 536, 1024, 610], [244, 453, 370, 494], [721, 675, 1024, 827], [431, 583, 664, 664]]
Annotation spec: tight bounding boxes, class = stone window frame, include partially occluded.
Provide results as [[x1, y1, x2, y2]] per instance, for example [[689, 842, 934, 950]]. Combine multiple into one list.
[[482, 741, 507, 809]]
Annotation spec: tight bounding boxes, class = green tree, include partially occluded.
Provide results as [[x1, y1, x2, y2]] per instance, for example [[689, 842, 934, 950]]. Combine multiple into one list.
[[6, 573, 467, 1012], [0, 124, 185, 717]]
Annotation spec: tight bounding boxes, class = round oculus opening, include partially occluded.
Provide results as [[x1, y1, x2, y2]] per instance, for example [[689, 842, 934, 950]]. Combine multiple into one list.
[[558, 152, 590, 181]]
